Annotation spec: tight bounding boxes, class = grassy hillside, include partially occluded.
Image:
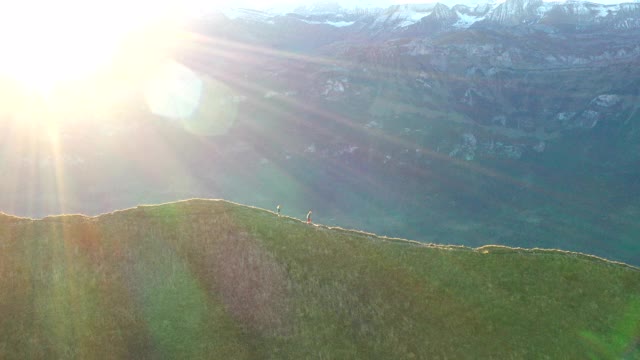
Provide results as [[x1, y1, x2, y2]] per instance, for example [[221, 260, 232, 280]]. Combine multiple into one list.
[[0, 199, 638, 359]]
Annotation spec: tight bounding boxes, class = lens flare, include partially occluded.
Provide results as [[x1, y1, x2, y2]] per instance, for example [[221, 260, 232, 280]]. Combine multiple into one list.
[[144, 61, 238, 136]]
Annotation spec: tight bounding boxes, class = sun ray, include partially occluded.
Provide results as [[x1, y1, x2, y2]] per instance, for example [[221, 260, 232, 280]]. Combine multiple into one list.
[[178, 30, 597, 216], [181, 31, 615, 241], [176, 32, 543, 189], [47, 127, 67, 215]]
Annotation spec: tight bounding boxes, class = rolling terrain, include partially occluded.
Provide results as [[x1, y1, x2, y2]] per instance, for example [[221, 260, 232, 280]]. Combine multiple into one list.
[[1, 199, 638, 358]]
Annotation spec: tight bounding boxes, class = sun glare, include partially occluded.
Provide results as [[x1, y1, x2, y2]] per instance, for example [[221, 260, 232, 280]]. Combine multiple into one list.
[[0, 0, 190, 95]]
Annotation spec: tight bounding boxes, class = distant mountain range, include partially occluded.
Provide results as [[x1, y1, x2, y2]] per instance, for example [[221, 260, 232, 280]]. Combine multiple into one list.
[[182, 0, 640, 266], [217, 0, 640, 32], [190, 0, 640, 162]]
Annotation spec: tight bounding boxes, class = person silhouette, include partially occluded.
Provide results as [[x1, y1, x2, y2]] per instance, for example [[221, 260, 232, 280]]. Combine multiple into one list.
[[306, 210, 312, 224], [276, 204, 281, 216]]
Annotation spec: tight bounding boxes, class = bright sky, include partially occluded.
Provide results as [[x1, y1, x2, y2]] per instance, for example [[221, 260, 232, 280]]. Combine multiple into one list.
[[213, 0, 478, 10], [236, 0, 413, 7], [215, 0, 629, 10], [0, 0, 195, 94]]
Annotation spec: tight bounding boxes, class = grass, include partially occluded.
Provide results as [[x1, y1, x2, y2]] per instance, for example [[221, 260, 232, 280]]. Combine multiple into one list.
[[0, 199, 638, 359]]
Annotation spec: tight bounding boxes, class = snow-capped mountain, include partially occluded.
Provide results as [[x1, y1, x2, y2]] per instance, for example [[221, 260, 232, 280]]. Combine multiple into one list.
[[188, 0, 640, 167], [174, 0, 640, 267], [216, 0, 640, 32]]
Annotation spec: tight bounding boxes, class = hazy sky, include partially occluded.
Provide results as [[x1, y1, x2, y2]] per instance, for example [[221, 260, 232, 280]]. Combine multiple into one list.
[[220, 0, 483, 9], [217, 0, 633, 9]]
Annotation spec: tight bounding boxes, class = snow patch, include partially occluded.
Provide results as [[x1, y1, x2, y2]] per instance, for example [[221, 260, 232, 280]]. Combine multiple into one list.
[[453, 10, 485, 27], [594, 4, 610, 17], [374, 4, 434, 28], [591, 94, 620, 107], [300, 19, 355, 27], [536, 3, 555, 16], [322, 78, 348, 97]]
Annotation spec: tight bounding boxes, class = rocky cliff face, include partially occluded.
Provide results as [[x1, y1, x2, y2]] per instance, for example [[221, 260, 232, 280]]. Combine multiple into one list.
[[176, 1, 640, 265], [190, 1, 640, 165]]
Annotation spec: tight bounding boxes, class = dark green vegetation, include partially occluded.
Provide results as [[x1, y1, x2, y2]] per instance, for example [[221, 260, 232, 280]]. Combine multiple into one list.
[[1, 199, 638, 359]]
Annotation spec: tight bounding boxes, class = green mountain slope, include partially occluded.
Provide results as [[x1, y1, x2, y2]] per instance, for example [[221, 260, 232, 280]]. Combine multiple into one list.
[[0, 199, 638, 359]]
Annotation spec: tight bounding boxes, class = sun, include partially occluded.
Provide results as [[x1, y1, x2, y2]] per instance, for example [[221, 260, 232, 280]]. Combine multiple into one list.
[[0, 0, 192, 94]]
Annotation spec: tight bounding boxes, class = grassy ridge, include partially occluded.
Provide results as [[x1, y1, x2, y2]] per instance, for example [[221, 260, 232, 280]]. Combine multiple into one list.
[[0, 199, 638, 359]]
